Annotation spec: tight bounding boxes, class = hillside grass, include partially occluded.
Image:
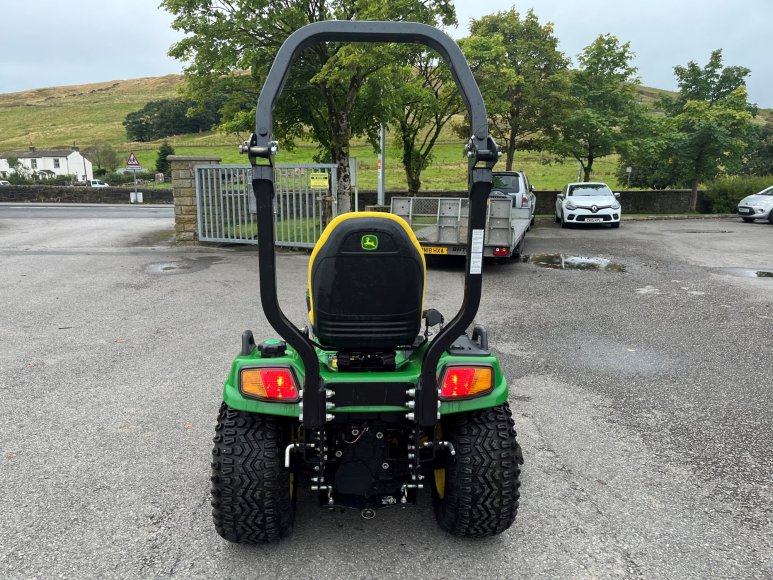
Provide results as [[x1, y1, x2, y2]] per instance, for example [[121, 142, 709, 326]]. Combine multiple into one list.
[[0, 74, 766, 192], [0, 76, 183, 150]]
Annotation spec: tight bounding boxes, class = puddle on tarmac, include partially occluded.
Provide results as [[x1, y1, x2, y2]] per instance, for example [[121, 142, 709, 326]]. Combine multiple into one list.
[[144, 256, 222, 275], [717, 268, 773, 279], [522, 253, 626, 272]]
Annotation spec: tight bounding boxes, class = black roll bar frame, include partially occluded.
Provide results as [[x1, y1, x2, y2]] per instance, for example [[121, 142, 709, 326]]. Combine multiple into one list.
[[245, 20, 498, 428]]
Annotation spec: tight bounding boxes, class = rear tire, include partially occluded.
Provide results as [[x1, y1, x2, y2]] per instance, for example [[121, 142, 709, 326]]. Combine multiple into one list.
[[433, 403, 523, 537], [211, 403, 295, 544], [742, 217, 754, 223]]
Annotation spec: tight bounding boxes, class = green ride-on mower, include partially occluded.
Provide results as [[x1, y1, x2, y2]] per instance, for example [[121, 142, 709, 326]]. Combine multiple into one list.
[[211, 20, 523, 543]]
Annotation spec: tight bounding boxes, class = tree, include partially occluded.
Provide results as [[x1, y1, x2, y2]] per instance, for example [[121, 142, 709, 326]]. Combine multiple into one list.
[[552, 34, 641, 181], [393, 53, 464, 195], [741, 118, 773, 176], [162, 0, 455, 212], [617, 50, 755, 201], [156, 142, 176, 176], [462, 9, 570, 170], [123, 96, 224, 141], [614, 115, 675, 189], [84, 142, 119, 171]]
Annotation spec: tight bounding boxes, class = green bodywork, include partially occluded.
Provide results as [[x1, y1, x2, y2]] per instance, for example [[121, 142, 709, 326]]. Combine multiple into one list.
[[222, 340, 508, 417]]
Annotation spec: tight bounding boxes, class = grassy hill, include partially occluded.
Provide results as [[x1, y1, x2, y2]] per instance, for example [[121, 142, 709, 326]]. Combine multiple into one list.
[[0, 75, 767, 191], [0, 75, 184, 150]]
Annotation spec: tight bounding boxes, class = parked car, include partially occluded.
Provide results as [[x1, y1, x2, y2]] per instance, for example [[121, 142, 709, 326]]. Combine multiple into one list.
[[89, 179, 110, 188], [0, 180, 11, 186], [492, 171, 536, 226], [737, 186, 773, 224], [555, 182, 621, 229]]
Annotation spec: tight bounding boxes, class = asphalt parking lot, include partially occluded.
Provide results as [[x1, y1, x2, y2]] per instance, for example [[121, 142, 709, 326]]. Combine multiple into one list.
[[1, 207, 771, 579]]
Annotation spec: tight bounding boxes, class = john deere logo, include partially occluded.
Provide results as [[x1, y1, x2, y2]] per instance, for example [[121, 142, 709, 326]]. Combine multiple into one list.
[[361, 234, 378, 251]]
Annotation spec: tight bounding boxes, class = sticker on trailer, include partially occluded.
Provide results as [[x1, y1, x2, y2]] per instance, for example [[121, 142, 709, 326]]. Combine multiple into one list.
[[470, 229, 484, 274]]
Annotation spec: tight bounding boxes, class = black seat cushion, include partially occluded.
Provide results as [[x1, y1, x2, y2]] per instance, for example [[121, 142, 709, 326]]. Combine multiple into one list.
[[309, 213, 425, 350]]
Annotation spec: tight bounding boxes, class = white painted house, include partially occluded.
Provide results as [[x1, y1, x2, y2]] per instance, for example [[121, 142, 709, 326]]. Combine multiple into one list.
[[0, 146, 93, 182]]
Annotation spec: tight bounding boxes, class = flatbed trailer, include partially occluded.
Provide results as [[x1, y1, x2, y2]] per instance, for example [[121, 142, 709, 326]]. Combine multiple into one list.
[[391, 195, 530, 258]]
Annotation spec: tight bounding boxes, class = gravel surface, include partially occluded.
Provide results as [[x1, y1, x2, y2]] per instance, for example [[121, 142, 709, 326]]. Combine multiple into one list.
[[1, 209, 771, 579]]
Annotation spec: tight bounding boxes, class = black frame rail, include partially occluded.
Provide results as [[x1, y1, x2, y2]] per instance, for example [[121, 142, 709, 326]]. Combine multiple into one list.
[[245, 20, 498, 428]]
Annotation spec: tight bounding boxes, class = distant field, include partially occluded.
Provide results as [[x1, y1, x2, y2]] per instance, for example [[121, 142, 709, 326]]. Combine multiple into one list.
[[0, 75, 765, 191], [121, 137, 618, 191]]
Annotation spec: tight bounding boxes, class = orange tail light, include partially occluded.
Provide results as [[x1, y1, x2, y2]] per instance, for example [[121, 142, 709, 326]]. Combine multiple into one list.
[[240, 367, 300, 402], [439, 365, 494, 400]]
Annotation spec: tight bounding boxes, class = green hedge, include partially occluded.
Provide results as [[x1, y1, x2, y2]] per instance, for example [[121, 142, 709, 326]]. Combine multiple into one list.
[[703, 176, 773, 213]]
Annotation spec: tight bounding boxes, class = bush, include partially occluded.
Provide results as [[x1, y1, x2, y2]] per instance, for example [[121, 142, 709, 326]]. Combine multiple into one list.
[[703, 175, 773, 213]]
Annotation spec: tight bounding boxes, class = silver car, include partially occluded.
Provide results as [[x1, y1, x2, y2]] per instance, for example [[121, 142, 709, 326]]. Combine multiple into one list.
[[555, 182, 621, 228], [737, 186, 773, 223], [492, 171, 537, 227]]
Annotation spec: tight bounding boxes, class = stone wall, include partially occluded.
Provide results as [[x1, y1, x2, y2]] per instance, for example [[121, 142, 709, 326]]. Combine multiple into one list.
[[0, 184, 173, 203], [168, 155, 221, 246], [358, 188, 706, 215]]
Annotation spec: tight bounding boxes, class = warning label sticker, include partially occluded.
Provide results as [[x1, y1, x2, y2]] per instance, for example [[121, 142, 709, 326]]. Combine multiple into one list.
[[470, 229, 484, 274]]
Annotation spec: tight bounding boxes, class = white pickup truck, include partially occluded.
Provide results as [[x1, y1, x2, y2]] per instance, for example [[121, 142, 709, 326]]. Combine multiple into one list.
[[391, 172, 534, 259]]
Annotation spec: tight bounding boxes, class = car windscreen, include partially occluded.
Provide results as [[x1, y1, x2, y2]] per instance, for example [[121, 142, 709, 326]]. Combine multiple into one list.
[[569, 185, 612, 196], [492, 175, 520, 193]]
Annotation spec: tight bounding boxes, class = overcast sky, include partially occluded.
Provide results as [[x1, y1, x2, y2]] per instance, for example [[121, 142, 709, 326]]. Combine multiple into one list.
[[1, 0, 770, 107]]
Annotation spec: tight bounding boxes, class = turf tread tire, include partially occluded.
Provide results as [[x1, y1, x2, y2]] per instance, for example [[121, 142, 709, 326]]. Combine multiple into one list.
[[434, 403, 523, 537], [211, 403, 294, 544]]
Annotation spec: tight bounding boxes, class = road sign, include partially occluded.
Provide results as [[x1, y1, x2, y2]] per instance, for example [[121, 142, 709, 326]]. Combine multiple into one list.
[[126, 151, 140, 167]]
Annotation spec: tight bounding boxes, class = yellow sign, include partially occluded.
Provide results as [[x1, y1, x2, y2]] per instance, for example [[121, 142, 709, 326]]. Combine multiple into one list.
[[309, 172, 329, 189]]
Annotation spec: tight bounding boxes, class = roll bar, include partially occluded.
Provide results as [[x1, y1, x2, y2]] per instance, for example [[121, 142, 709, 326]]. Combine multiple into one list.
[[246, 20, 498, 428]]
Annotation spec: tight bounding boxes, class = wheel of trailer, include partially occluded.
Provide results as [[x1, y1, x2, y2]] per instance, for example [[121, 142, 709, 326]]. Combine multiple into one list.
[[211, 403, 295, 544], [432, 403, 523, 537], [511, 235, 525, 259]]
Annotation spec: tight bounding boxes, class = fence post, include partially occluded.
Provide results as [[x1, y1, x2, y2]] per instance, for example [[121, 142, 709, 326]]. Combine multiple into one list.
[[169, 155, 221, 246]]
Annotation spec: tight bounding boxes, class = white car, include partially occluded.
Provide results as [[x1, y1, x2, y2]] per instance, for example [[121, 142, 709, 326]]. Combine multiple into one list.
[[0, 180, 11, 186], [89, 179, 109, 188], [556, 182, 621, 229], [737, 186, 773, 224]]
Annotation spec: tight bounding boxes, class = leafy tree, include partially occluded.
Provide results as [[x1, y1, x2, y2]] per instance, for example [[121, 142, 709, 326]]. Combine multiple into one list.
[[660, 50, 756, 114], [162, 0, 455, 211], [393, 53, 464, 195], [740, 117, 773, 177], [123, 96, 224, 141], [618, 50, 756, 202], [84, 142, 119, 171], [156, 142, 176, 176], [552, 34, 641, 181], [652, 50, 754, 209], [462, 8, 570, 170], [614, 115, 675, 189]]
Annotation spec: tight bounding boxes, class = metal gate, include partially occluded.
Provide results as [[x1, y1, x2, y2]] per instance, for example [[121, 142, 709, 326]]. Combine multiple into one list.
[[195, 164, 337, 247]]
